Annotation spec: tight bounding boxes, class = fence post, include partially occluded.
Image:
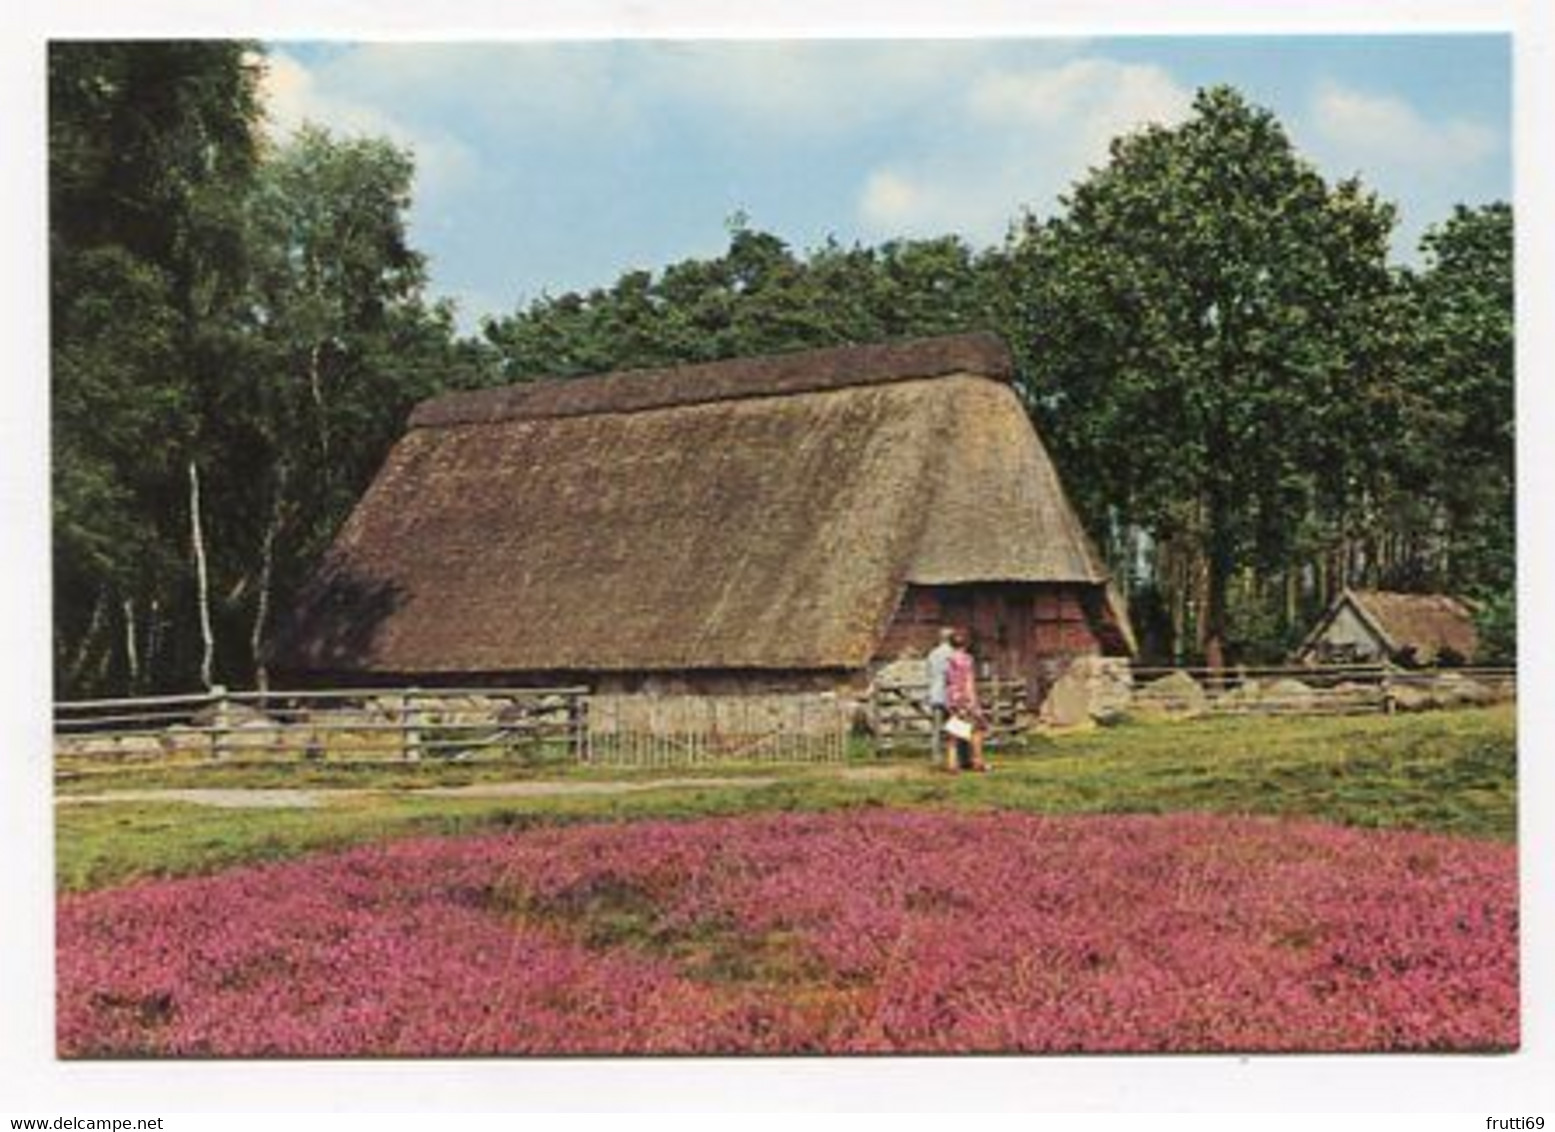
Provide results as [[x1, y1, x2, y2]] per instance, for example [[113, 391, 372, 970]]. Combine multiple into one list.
[[1381, 665, 1396, 715], [403, 687, 423, 762], [209, 684, 230, 760]]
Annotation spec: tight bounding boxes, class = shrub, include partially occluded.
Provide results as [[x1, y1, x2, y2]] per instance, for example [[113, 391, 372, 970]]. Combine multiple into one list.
[[58, 810, 1517, 1056]]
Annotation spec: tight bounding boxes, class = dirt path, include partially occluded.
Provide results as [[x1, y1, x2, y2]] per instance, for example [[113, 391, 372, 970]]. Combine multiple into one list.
[[57, 776, 779, 809], [56, 764, 926, 810], [56, 788, 359, 809]]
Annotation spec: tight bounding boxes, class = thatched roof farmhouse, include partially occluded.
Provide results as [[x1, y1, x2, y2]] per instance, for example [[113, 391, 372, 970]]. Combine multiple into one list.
[[1297, 588, 1480, 667], [268, 333, 1132, 695]]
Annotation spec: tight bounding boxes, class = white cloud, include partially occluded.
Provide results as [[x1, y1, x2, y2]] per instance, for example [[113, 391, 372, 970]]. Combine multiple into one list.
[[858, 170, 924, 228], [287, 41, 1077, 142], [256, 50, 477, 194], [969, 57, 1191, 136], [318, 43, 641, 133], [857, 57, 1192, 240], [642, 40, 1030, 134], [1309, 79, 1498, 170], [269, 41, 943, 145], [257, 42, 1110, 256], [260, 51, 361, 138], [854, 156, 1028, 241]]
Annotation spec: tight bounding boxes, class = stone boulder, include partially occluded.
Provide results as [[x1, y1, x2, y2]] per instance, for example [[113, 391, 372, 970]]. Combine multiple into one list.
[[1430, 673, 1495, 708], [1389, 681, 1435, 712], [1040, 656, 1134, 727], [1132, 671, 1207, 717], [190, 701, 273, 728], [1387, 673, 1495, 712], [1260, 677, 1316, 713], [1481, 675, 1517, 703], [1215, 678, 1265, 711], [163, 723, 214, 755]]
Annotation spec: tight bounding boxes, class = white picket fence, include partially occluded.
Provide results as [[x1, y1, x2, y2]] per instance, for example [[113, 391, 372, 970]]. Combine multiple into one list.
[[582, 693, 852, 765]]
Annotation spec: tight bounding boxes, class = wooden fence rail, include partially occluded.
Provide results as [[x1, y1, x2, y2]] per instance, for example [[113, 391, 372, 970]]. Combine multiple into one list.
[[1130, 664, 1515, 717], [55, 686, 853, 767], [55, 685, 590, 763], [870, 676, 1028, 751], [54, 664, 1516, 768], [869, 663, 1515, 742]]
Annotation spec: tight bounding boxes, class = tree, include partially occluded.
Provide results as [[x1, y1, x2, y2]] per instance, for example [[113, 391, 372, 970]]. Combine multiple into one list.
[[1004, 86, 1399, 667], [1406, 203, 1515, 598], [50, 46, 484, 696], [483, 220, 998, 381], [236, 126, 481, 685], [50, 41, 264, 696]]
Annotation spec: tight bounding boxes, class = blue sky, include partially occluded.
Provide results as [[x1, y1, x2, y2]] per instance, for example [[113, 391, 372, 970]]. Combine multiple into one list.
[[263, 36, 1509, 333]]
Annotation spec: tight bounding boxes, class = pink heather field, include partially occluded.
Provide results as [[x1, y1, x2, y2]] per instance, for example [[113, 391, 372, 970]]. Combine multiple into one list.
[[57, 809, 1516, 1056]]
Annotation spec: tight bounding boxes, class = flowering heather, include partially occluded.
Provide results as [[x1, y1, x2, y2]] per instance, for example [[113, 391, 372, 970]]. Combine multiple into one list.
[[57, 811, 1517, 1056]]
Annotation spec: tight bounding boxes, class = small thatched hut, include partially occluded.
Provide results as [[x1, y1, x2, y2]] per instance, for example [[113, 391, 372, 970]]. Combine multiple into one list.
[[1296, 588, 1479, 667], [267, 333, 1132, 698]]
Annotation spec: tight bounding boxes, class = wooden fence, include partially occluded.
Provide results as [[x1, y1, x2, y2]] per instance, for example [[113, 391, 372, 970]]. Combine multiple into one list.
[[54, 684, 589, 764], [867, 663, 1514, 746], [1129, 664, 1517, 717], [53, 664, 1516, 770], [54, 686, 852, 767], [582, 693, 851, 765], [869, 676, 1028, 751]]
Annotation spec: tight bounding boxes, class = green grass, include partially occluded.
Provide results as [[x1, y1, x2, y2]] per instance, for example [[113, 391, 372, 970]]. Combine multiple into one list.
[[55, 705, 1516, 893], [54, 737, 878, 793], [54, 745, 586, 792]]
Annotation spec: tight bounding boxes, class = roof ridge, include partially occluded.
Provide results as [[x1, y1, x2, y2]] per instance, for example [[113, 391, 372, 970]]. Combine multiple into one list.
[[411, 331, 1013, 428]]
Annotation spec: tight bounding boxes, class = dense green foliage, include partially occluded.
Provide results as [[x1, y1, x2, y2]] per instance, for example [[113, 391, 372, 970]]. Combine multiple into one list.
[[485, 225, 999, 380], [50, 47, 1514, 694], [51, 45, 488, 697], [997, 90, 1514, 663], [54, 705, 1516, 891], [1006, 88, 1401, 666], [1404, 203, 1515, 603], [52, 42, 264, 695]]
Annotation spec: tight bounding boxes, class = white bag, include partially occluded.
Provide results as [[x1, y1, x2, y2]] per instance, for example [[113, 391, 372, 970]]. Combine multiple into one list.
[[944, 717, 974, 741]]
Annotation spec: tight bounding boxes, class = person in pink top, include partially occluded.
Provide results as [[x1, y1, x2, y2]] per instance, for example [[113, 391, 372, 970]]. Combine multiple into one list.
[[944, 629, 989, 772]]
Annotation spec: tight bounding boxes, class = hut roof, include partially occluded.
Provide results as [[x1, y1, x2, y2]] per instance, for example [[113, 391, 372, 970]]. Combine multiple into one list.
[[269, 333, 1116, 677], [1306, 589, 1480, 664]]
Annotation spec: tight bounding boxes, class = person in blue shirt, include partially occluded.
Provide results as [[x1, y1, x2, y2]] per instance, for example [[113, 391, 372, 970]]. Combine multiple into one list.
[[924, 627, 956, 770]]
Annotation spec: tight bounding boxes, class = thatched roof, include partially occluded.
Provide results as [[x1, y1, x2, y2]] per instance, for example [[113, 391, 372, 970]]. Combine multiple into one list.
[[1305, 589, 1480, 664], [411, 332, 1015, 427], [269, 333, 1117, 677]]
